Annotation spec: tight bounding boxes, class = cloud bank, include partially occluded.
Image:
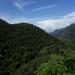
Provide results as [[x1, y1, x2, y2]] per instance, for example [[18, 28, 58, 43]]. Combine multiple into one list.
[[36, 11, 75, 32]]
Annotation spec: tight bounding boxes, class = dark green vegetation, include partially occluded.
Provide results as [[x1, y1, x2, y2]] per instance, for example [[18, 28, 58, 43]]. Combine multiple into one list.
[[51, 24, 75, 49], [0, 19, 75, 75], [36, 49, 75, 75]]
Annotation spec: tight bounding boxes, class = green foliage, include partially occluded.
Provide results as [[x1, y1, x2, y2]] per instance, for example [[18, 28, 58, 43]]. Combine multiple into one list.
[[36, 54, 67, 75], [36, 49, 75, 75]]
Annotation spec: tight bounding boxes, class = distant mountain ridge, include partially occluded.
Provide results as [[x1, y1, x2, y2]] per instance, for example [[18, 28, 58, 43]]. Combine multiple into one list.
[[52, 24, 75, 49]]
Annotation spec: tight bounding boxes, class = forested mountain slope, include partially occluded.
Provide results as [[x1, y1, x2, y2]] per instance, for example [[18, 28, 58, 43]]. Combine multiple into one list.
[[51, 24, 75, 49], [0, 19, 75, 75]]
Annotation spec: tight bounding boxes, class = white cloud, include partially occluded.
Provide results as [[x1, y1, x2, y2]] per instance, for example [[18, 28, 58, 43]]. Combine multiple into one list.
[[14, 0, 35, 11], [0, 13, 32, 24], [9, 17, 32, 24], [29, 4, 56, 13], [0, 14, 12, 23], [14, 2, 23, 10], [36, 11, 75, 32]]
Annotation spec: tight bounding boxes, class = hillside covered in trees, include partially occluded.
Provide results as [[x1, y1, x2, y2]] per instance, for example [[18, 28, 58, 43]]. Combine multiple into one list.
[[0, 19, 75, 75], [51, 24, 75, 50]]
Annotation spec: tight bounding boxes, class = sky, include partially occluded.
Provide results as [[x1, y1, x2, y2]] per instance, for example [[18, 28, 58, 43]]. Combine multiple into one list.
[[0, 0, 75, 32]]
